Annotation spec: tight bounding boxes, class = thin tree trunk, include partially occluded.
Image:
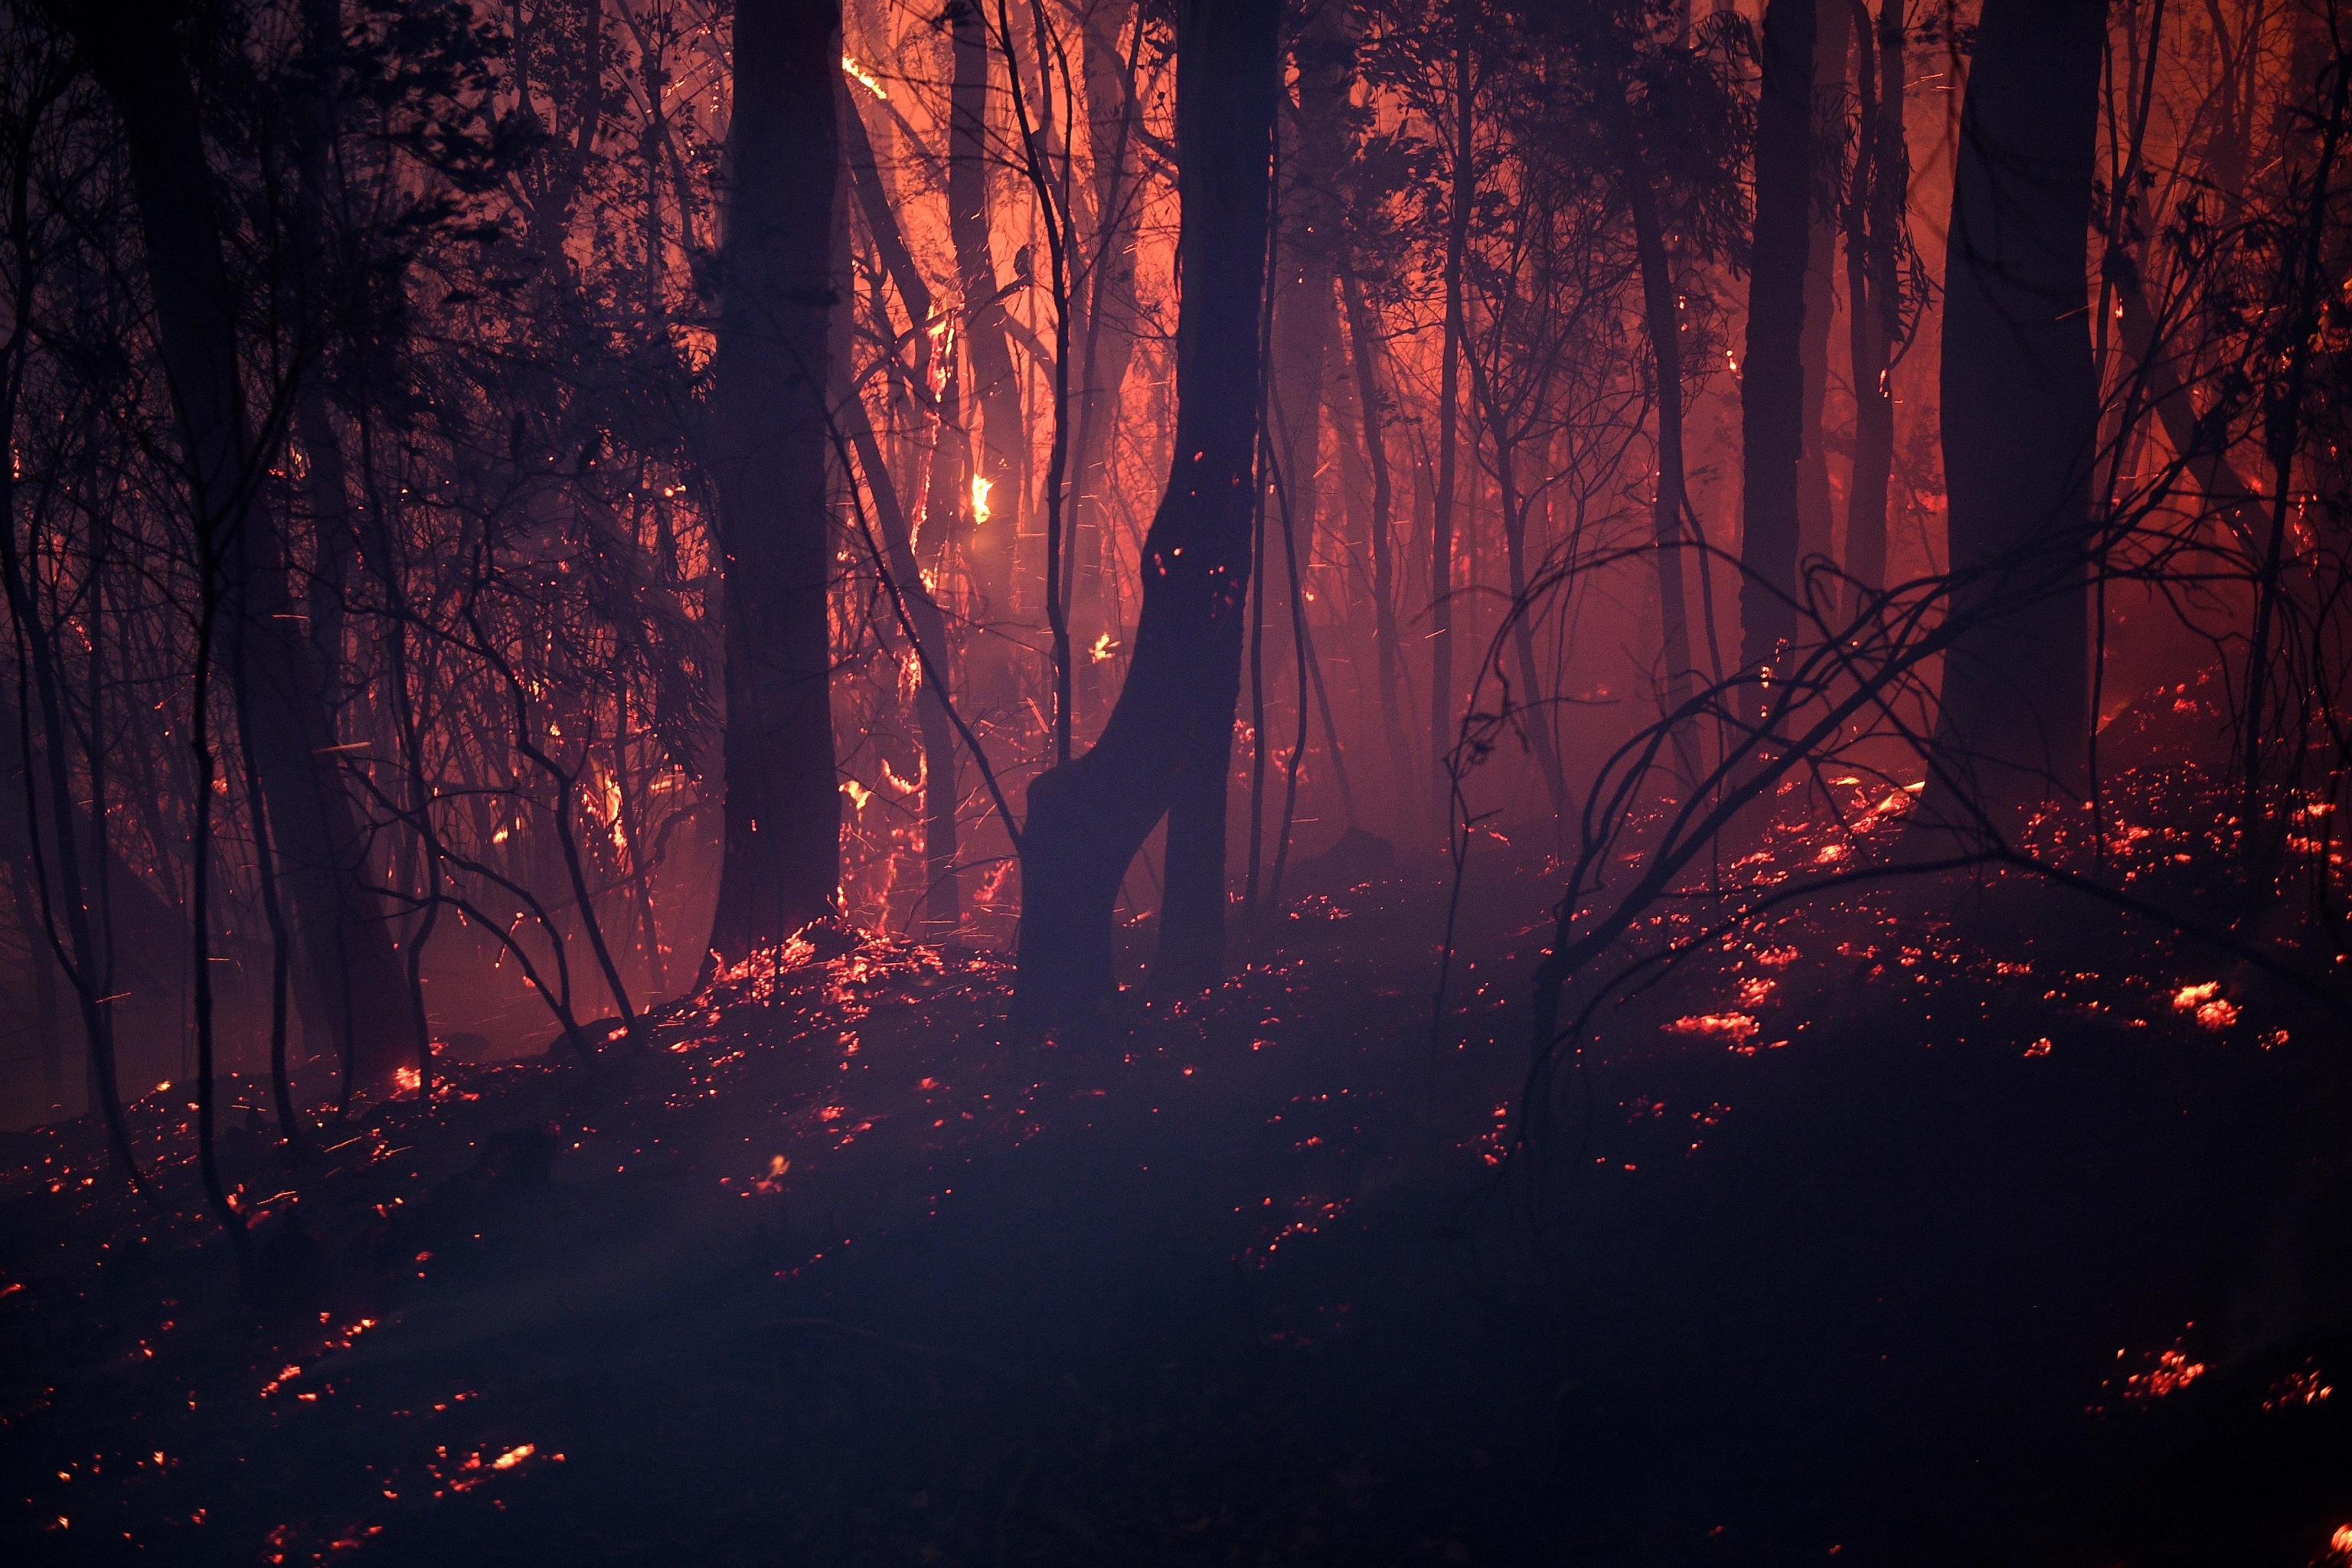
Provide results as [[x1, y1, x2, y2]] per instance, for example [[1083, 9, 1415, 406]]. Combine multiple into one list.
[[1842, 0, 1904, 610], [1070, 0, 1142, 729], [1339, 260, 1415, 812], [1614, 122, 1701, 764], [844, 100, 963, 929], [950, 0, 1024, 704], [1429, 2, 1472, 823], [1740, 0, 1817, 679], [1795, 0, 1851, 573]]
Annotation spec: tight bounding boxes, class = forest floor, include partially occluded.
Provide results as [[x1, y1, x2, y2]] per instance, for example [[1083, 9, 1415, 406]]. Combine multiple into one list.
[[6, 831, 2352, 1566]]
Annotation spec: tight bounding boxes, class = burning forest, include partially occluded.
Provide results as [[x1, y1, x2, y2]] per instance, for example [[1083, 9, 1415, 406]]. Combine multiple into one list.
[[3, 0, 2352, 1560]]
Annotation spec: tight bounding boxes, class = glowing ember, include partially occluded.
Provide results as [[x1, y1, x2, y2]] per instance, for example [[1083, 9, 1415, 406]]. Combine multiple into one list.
[[2116, 1337, 2207, 1403], [2265, 1364, 2334, 1410], [2171, 981, 2220, 1010], [2171, 982, 2239, 1030], [393, 1066, 423, 1093], [1664, 1012, 1760, 1044]]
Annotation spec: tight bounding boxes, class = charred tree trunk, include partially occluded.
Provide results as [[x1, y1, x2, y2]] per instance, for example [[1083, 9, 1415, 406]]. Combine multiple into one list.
[[844, 97, 963, 930], [1071, 0, 1142, 728], [949, 0, 1024, 705], [1923, 0, 2103, 822], [1268, 2, 1350, 720], [1842, 0, 1906, 609], [1795, 0, 1851, 573], [1429, 1, 1472, 822], [1340, 260, 1414, 810], [704, 0, 844, 961], [76, 1, 416, 1091], [1740, 0, 1817, 679], [1014, 0, 1278, 1024], [1609, 109, 1700, 758]]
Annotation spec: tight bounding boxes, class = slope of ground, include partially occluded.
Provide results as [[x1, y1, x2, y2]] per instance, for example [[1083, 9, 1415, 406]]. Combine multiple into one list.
[[4, 854, 2350, 1566]]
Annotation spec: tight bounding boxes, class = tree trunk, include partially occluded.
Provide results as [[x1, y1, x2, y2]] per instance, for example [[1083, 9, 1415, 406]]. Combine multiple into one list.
[[844, 97, 962, 930], [1339, 260, 1415, 812], [1429, 2, 1472, 821], [1740, 0, 1816, 678], [1268, 2, 1350, 726], [1014, 0, 1279, 1024], [704, 0, 844, 961], [1612, 119, 1700, 757], [77, 0, 416, 1089], [1923, 0, 2103, 822], [1071, 0, 1142, 729], [1842, 0, 1905, 610], [1795, 0, 1851, 576], [949, 0, 1024, 706]]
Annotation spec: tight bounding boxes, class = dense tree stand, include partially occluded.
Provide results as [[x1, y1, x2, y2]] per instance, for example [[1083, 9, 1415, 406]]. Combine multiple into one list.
[[1014, 0, 1279, 1027]]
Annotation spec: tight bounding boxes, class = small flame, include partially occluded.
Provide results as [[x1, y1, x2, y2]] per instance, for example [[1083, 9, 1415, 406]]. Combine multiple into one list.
[[393, 1066, 422, 1093], [1089, 632, 1118, 663], [970, 475, 993, 528], [841, 54, 887, 100], [2171, 981, 2239, 1029]]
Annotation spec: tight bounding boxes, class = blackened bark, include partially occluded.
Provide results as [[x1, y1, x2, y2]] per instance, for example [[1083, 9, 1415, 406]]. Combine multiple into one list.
[[1924, 0, 2104, 820], [705, 0, 844, 961], [1071, 0, 1142, 728], [1795, 0, 1850, 571], [844, 100, 962, 931], [1842, 0, 1905, 609], [1014, 0, 1279, 1023], [1610, 116, 1700, 750], [1339, 260, 1414, 801], [949, 0, 1023, 702], [1740, 0, 1817, 676], [75, 0, 416, 1090], [1429, 2, 1472, 818]]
